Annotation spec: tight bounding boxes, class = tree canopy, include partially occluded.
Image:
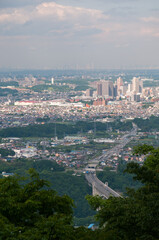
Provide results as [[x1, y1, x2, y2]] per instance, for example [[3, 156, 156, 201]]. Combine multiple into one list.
[[1, 145, 159, 239], [0, 169, 74, 239], [87, 145, 159, 240]]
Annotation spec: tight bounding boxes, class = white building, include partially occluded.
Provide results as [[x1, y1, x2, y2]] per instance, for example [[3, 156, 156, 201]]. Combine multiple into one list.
[[51, 77, 54, 85]]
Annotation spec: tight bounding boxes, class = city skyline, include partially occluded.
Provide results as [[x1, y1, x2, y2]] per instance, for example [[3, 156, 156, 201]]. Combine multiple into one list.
[[0, 0, 159, 70]]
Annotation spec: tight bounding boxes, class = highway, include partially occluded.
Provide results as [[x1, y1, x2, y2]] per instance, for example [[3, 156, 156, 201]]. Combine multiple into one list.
[[89, 123, 138, 163], [85, 123, 138, 198], [85, 172, 121, 198]]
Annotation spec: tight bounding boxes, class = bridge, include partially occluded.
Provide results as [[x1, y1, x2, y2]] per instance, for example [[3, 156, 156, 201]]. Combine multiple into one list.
[[85, 172, 121, 199], [84, 124, 138, 198]]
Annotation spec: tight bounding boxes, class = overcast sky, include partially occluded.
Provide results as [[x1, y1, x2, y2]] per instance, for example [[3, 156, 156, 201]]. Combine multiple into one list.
[[0, 0, 159, 70]]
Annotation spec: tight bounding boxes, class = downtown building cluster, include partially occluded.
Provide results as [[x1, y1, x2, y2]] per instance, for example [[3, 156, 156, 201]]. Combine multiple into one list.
[[87, 77, 143, 102]]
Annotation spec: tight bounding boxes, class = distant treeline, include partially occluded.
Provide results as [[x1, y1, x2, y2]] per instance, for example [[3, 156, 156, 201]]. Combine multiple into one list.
[[0, 148, 15, 157], [31, 84, 71, 92], [2, 115, 159, 138], [134, 116, 159, 132], [0, 81, 19, 87], [143, 80, 159, 87], [0, 88, 18, 96], [36, 117, 50, 123], [0, 120, 133, 138]]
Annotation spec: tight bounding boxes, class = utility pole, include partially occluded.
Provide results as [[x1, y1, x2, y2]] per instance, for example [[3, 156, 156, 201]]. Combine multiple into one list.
[[94, 119, 96, 137], [54, 123, 57, 140]]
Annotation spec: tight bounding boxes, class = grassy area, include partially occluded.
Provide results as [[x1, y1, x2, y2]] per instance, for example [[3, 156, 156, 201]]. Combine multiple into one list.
[[53, 142, 115, 153], [124, 137, 159, 149]]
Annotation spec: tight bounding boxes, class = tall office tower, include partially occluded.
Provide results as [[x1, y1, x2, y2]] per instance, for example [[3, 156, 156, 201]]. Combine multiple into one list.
[[132, 77, 140, 93], [97, 82, 102, 96], [136, 94, 141, 102], [117, 77, 123, 94], [108, 81, 114, 97], [86, 89, 93, 97], [128, 83, 132, 92], [131, 93, 140, 102], [101, 80, 114, 98], [51, 77, 54, 85], [101, 80, 109, 97], [97, 80, 114, 98], [139, 80, 143, 93], [120, 85, 128, 95], [113, 84, 117, 97]]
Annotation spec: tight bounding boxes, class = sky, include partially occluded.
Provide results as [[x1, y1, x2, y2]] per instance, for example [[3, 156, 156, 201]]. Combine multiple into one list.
[[0, 0, 159, 70]]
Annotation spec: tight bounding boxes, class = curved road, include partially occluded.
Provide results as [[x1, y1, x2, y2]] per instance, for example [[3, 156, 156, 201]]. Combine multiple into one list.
[[85, 123, 138, 198], [85, 172, 121, 198]]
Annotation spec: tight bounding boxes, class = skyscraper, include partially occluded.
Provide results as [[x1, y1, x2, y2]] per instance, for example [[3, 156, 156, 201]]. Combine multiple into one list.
[[97, 80, 114, 98], [97, 82, 102, 96], [51, 77, 54, 85], [132, 77, 140, 93], [139, 80, 143, 93], [101, 80, 109, 97], [117, 77, 123, 95], [108, 81, 114, 98], [86, 89, 93, 97], [132, 77, 143, 94]]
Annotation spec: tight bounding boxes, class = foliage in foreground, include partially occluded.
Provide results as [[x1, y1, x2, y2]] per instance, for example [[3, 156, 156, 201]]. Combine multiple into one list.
[[87, 145, 159, 240], [0, 159, 94, 220], [0, 145, 159, 239], [0, 169, 75, 239]]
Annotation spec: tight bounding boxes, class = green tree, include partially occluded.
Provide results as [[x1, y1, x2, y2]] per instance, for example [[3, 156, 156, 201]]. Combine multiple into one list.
[[87, 145, 159, 240], [0, 169, 75, 239], [0, 148, 15, 157]]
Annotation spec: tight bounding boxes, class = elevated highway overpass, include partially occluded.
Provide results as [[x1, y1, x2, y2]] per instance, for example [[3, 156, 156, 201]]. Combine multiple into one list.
[[85, 124, 138, 198], [85, 172, 121, 199]]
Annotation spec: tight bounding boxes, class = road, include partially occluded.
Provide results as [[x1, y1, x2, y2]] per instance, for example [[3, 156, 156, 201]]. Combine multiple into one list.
[[89, 123, 138, 163], [85, 123, 138, 198], [85, 172, 121, 198]]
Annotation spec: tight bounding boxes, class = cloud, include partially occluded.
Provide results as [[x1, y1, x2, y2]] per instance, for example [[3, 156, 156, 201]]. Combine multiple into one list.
[[0, 2, 109, 23], [115, 43, 129, 48], [0, 2, 110, 38], [0, 9, 30, 24], [140, 17, 159, 37], [140, 27, 159, 37], [141, 17, 159, 23], [0, 1, 159, 42], [0, 0, 159, 70]]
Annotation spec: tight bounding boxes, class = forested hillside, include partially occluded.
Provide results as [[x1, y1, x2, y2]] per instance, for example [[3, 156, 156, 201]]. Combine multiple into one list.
[[0, 120, 132, 138], [0, 145, 159, 239], [0, 159, 94, 221]]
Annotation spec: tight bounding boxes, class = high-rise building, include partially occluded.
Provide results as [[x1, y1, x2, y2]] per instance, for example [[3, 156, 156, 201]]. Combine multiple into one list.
[[101, 80, 109, 97], [139, 80, 143, 93], [117, 77, 123, 95], [127, 83, 132, 92], [120, 85, 128, 95], [97, 82, 102, 96], [132, 77, 140, 93], [97, 80, 114, 98], [108, 81, 114, 98], [132, 77, 143, 94], [131, 93, 140, 102], [86, 89, 93, 97], [51, 77, 54, 85], [113, 84, 117, 97]]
